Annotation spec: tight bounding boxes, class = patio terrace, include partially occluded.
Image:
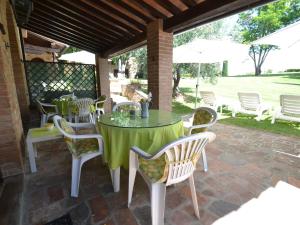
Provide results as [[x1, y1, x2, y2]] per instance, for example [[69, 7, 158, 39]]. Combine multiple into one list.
[[17, 122, 299, 225]]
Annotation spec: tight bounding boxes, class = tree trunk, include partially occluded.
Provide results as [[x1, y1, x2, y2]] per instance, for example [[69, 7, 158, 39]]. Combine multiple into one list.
[[255, 66, 261, 76], [172, 68, 181, 97]]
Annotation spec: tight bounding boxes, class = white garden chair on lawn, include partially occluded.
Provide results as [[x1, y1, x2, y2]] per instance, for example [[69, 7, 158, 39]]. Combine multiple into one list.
[[73, 98, 95, 123], [200, 91, 224, 113], [232, 92, 272, 121], [272, 95, 300, 124], [53, 115, 104, 197], [128, 132, 216, 225], [112, 101, 141, 112], [36, 99, 59, 127], [182, 107, 217, 172]]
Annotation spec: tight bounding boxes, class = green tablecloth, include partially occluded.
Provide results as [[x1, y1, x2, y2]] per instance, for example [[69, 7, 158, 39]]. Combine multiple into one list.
[[97, 110, 184, 169]]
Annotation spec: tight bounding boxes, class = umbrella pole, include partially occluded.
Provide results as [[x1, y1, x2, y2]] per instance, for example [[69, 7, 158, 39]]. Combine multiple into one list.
[[195, 63, 201, 108]]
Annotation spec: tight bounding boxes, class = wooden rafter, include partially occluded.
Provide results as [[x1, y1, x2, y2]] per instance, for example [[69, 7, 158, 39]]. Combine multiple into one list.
[[80, 0, 147, 32], [14, 0, 275, 56]]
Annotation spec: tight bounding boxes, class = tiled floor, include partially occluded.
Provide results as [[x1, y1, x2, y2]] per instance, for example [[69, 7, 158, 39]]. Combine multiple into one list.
[[22, 123, 300, 225]]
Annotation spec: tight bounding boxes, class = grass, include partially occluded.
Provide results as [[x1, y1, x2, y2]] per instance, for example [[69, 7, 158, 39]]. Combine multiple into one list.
[[172, 74, 300, 137]]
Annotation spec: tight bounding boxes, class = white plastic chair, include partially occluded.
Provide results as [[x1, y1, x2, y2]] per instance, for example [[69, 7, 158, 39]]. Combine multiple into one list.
[[112, 101, 141, 112], [73, 98, 95, 123], [36, 99, 58, 127], [128, 132, 216, 225], [183, 107, 217, 172], [272, 95, 300, 124], [200, 91, 223, 113], [95, 95, 107, 116], [53, 115, 104, 197], [60, 93, 77, 100], [232, 92, 272, 121]]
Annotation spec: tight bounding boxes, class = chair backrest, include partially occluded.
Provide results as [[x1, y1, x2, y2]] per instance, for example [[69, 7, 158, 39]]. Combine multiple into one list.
[[60, 93, 76, 100], [238, 92, 261, 111], [192, 107, 217, 133], [280, 95, 300, 116], [159, 132, 215, 186], [95, 95, 107, 108], [200, 91, 216, 106], [73, 98, 94, 116], [112, 101, 141, 112], [36, 99, 46, 114]]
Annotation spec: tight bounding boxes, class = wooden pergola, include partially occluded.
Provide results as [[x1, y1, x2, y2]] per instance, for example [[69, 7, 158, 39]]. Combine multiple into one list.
[[14, 0, 273, 111]]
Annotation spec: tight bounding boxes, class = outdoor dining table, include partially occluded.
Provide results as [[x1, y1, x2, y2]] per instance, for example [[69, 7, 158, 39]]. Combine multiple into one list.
[[97, 109, 184, 192]]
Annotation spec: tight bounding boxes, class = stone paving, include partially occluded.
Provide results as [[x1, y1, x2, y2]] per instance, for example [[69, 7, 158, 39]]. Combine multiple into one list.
[[22, 123, 300, 225]]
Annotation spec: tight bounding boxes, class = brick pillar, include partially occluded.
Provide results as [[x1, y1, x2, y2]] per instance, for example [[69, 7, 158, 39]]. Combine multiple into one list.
[[147, 19, 173, 111], [0, 1, 24, 177], [6, 6, 30, 122], [95, 55, 112, 113]]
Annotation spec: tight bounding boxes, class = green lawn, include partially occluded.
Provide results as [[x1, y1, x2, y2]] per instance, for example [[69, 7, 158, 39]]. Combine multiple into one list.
[[172, 74, 300, 137]]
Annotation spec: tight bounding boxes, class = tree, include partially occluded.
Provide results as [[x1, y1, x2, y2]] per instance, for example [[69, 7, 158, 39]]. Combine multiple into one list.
[[172, 20, 226, 96], [238, 0, 300, 75]]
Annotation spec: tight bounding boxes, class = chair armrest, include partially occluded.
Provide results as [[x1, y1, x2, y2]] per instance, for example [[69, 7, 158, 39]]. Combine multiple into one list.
[[66, 133, 102, 140], [69, 122, 95, 128], [130, 146, 152, 160], [95, 100, 106, 108], [41, 103, 59, 113], [182, 113, 193, 122]]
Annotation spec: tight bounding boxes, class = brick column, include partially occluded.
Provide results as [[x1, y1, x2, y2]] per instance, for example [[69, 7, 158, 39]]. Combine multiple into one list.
[[95, 55, 111, 113], [6, 6, 29, 122], [147, 19, 173, 111], [0, 1, 24, 177]]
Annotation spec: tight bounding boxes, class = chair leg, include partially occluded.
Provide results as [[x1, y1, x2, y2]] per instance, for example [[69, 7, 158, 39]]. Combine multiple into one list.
[[151, 183, 166, 225], [71, 157, 82, 197], [41, 114, 46, 127], [75, 115, 79, 123], [189, 175, 200, 220], [271, 116, 276, 124], [110, 167, 120, 192], [202, 149, 208, 172], [128, 166, 137, 207]]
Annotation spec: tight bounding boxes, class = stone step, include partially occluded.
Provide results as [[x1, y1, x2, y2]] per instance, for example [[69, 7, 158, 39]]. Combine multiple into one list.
[[0, 175, 24, 225]]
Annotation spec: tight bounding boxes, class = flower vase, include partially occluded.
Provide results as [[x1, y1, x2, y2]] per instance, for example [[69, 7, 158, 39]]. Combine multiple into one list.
[[141, 102, 149, 118]]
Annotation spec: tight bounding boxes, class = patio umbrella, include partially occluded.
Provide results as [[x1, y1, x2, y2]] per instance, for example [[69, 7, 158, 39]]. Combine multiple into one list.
[[59, 51, 95, 64], [173, 39, 248, 108], [253, 20, 300, 48]]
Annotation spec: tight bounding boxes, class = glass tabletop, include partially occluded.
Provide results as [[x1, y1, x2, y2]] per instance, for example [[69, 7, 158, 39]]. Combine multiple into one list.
[[97, 109, 182, 128]]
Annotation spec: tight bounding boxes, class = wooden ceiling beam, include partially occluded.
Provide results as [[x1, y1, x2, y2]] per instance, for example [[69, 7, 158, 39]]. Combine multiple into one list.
[[31, 8, 117, 43], [28, 19, 107, 49], [111, 0, 153, 23], [26, 23, 99, 51], [102, 34, 146, 58], [180, 0, 197, 7], [33, 0, 130, 39], [60, 0, 142, 35], [23, 25, 99, 53], [164, 0, 274, 33], [154, 0, 182, 15], [30, 15, 110, 46], [80, 0, 147, 32], [133, 1, 168, 18]]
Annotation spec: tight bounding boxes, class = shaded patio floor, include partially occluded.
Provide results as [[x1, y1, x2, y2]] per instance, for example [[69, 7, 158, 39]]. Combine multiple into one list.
[[22, 123, 300, 225]]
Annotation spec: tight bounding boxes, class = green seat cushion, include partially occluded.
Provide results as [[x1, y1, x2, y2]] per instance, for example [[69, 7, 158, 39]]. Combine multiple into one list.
[[60, 118, 98, 157], [191, 109, 213, 134], [139, 156, 168, 183], [69, 138, 99, 157]]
